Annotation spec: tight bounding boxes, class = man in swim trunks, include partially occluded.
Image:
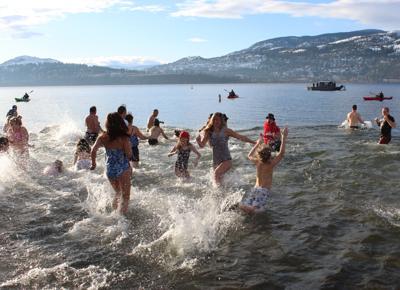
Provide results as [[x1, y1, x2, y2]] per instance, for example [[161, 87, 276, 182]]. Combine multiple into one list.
[[85, 106, 103, 145], [347, 105, 365, 129], [375, 107, 396, 144], [240, 127, 288, 214], [147, 109, 159, 131]]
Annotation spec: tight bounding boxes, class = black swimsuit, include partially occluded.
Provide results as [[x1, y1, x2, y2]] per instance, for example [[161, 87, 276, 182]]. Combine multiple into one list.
[[175, 148, 191, 173]]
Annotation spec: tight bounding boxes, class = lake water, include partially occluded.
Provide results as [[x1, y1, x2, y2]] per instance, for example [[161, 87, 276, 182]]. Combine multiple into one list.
[[0, 83, 400, 289]]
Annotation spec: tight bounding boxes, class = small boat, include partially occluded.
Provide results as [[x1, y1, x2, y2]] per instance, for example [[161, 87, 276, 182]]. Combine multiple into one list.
[[363, 96, 393, 101], [227, 94, 239, 99], [15, 98, 30, 102], [308, 81, 345, 91]]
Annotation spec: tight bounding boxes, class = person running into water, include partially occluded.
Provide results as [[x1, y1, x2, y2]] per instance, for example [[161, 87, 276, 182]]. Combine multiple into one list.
[[196, 112, 256, 185], [168, 131, 201, 178], [375, 107, 396, 144], [347, 105, 365, 129], [91, 112, 132, 214], [85, 106, 103, 145], [6, 116, 29, 157], [263, 113, 281, 151], [240, 127, 288, 214], [73, 139, 92, 170], [148, 119, 168, 145], [125, 114, 148, 168], [147, 109, 159, 131], [0, 137, 9, 153]]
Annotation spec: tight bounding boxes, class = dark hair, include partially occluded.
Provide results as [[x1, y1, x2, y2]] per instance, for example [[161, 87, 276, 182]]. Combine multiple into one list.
[[0, 137, 9, 146], [125, 114, 133, 124], [105, 112, 128, 141], [76, 138, 91, 153], [154, 119, 160, 126], [352, 105, 357, 110], [153, 109, 159, 113], [117, 105, 127, 115], [90, 106, 96, 113], [174, 130, 181, 137]]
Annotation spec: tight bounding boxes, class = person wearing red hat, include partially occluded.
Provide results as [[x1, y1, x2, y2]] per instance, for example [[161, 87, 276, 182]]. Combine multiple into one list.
[[263, 113, 281, 151], [168, 130, 201, 178]]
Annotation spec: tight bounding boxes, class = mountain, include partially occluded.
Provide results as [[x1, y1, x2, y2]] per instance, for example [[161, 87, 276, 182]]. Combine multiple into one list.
[[1, 56, 60, 66], [149, 29, 400, 83], [1, 29, 400, 86]]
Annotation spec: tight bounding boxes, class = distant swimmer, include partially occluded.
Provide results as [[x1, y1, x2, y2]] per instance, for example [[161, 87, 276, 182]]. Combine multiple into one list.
[[346, 105, 365, 129], [148, 119, 168, 145], [375, 107, 396, 144], [196, 112, 256, 185], [6, 105, 18, 119], [239, 127, 288, 214], [91, 112, 132, 214], [85, 106, 103, 145], [147, 109, 159, 131], [6, 116, 29, 157]]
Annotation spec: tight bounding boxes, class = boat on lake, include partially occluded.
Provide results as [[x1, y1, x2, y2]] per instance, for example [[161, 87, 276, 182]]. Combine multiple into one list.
[[308, 81, 345, 91]]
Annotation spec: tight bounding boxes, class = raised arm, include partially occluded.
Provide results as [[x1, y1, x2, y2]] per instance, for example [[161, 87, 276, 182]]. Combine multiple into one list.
[[271, 127, 288, 167], [196, 132, 209, 148], [225, 128, 256, 144], [357, 113, 364, 124], [160, 128, 169, 140], [384, 115, 396, 128], [90, 136, 103, 170], [248, 138, 262, 163]]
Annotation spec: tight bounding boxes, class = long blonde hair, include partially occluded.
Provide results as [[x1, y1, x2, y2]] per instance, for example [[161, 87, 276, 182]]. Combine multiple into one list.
[[201, 112, 227, 136]]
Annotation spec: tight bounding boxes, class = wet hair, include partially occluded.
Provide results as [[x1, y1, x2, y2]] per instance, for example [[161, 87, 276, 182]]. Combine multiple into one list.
[[174, 130, 181, 137], [153, 109, 159, 114], [105, 112, 128, 141], [154, 119, 160, 127], [352, 105, 357, 110], [90, 106, 97, 113], [76, 138, 91, 153], [125, 114, 134, 124], [54, 160, 63, 172], [117, 105, 127, 115], [258, 146, 272, 163], [10, 116, 22, 126], [0, 137, 9, 151], [203, 112, 227, 135], [383, 107, 390, 112]]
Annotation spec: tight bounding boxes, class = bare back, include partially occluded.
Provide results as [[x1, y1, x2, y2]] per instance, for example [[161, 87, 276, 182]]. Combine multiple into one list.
[[347, 111, 362, 127], [255, 161, 274, 189], [149, 126, 162, 139], [86, 114, 100, 133]]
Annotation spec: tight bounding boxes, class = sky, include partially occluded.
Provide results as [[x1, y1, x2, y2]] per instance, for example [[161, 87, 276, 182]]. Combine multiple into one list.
[[0, 0, 399, 67]]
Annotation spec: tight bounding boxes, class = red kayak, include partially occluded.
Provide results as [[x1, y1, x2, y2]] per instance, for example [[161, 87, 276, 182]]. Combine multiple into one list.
[[227, 94, 239, 99], [363, 96, 393, 101]]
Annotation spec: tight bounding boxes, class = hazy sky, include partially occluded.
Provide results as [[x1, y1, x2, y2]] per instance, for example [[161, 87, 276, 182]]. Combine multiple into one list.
[[0, 0, 399, 67]]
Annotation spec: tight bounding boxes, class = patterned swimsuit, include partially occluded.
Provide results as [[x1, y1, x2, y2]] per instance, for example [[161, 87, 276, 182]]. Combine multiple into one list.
[[105, 148, 130, 179], [175, 147, 191, 173]]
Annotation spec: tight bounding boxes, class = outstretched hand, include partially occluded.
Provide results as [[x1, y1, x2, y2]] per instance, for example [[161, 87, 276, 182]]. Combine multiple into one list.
[[281, 127, 288, 138]]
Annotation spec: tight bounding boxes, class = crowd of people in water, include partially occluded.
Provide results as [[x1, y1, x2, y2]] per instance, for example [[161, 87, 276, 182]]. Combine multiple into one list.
[[0, 102, 397, 215]]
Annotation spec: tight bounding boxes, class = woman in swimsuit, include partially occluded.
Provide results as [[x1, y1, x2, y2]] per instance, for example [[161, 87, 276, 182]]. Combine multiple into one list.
[[196, 112, 256, 185], [125, 114, 148, 168], [6, 116, 29, 157], [91, 112, 132, 214], [168, 131, 201, 178]]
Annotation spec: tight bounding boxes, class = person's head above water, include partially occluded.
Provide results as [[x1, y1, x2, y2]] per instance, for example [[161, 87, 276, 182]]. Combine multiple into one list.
[[90, 106, 97, 114], [266, 113, 275, 121], [54, 160, 63, 173], [0, 137, 9, 152], [9, 116, 22, 127], [154, 118, 160, 127], [352, 105, 357, 111], [382, 107, 390, 115], [105, 112, 128, 141], [12, 105, 17, 110], [153, 109, 159, 117]]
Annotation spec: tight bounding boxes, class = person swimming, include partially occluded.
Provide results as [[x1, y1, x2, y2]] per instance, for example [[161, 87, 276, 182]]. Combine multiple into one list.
[[43, 160, 63, 176]]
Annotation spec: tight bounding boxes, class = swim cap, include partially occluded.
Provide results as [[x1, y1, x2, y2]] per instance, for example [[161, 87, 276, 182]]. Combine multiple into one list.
[[179, 131, 190, 139]]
